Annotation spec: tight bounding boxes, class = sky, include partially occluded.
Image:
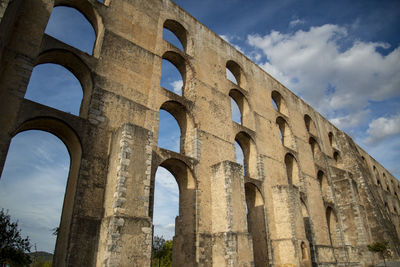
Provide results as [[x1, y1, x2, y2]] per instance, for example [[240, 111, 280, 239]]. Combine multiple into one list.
[[0, 0, 399, 253]]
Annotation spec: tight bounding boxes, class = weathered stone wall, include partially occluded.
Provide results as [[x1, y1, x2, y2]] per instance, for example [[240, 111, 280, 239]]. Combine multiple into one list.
[[0, 0, 399, 266]]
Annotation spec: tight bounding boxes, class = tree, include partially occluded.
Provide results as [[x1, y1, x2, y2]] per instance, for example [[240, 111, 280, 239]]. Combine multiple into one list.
[[152, 236, 172, 267], [368, 241, 390, 267], [0, 209, 31, 267]]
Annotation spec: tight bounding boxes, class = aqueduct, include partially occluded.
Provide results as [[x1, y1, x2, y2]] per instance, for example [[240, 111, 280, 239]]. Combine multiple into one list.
[[0, 0, 399, 266]]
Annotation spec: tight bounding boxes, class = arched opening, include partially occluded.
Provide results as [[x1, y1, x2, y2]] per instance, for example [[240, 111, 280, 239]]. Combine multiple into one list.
[[328, 132, 336, 148], [300, 200, 315, 264], [0, 130, 69, 254], [158, 101, 194, 155], [326, 207, 339, 247], [318, 170, 328, 198], [333, 151, 343, 168], [226, 60, 246, 89], [304, 114, 317, 136], [276, 117, 295, 149], [152, 158, 196, 266], [160, 52, 186, 96], [45, 6, 96, 54], [235, 132, 258, 178], [158, 110, 180, 153], [234, 140, 245, 175], [271, 91, 288, 116], [1, 117, 82, 265], [229, 89, 252, 128], [35, 49, 93, 118], [285, 153, 300, 186], [152, 166, 179, 263], [163, 19, 187, 52], [25, 63, 83, 116], [230, 97, 242, 124], [244, 183, 268, 267], [309, 137, 322, 162]]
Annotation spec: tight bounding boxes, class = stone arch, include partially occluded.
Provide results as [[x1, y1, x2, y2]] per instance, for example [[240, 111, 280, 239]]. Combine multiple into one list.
[[309, 137, 323, 162], [285, 153, 300, 186], [229, 89, 252, 128], [300, 199, 315, 265], [34, 49, 93, 118], [157, 158, 197, 266], [244, 182, 268, 266], [159, 101, 195, 155], [328, 131, 337, 149], [226, 60, 247, 89], [318, 170, 328, 198], [304, 114, 317, 136], [163, 19, 188, 52], [162, 51, 192, 96], [276, 116, 295, 149], [333, 151, 343, 169], [11, 116, 82, 266], [235, 131, 258, 178], [53, 0, 105, 57], [326, 206, 339, 247], [271, 90, 288, 116]]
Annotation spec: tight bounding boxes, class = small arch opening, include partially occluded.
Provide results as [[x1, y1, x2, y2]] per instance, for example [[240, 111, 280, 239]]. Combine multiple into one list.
[[333, 151, 343, 168], [158, 101, 194, 155], [318, 170, 328, 198], [229, 89, 252, 128], [160, 59, 183, 96], [271, 91, 288, 116], [276, 117, 295, 149], [25, 64, 83, 116], [304, 114, 317, 136], [163, 19, 187, 52], [309, 137, 322, 162], [235, 132, 257, 178], [285, 153, 300, 186], [158, 110, 181, 153], [226, 60, 246, 88], [45, 6, 96, 54]]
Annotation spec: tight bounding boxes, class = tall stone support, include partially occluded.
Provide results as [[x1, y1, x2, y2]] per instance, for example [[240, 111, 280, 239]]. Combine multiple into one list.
[[97, 123, 153, 267], [270, 185, 311, 267], [0, 0, 52, 171], [209, 161, 253, 267]]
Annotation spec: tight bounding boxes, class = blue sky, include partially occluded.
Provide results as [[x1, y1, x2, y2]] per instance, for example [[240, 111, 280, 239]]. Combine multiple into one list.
[[0, 0, 399, 253]]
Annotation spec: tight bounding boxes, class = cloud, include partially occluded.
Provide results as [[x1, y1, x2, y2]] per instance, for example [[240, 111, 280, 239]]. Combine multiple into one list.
[[170, 80, 183, 95], [289, 18, 305, 28], [365, 113, 400, 144], [220, 34, 244, 53], [247, 24, 400, 128]]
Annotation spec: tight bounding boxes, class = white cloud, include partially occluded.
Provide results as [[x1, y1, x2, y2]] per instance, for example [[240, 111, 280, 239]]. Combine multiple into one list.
[[365, 113, 400, 144], [220, 34, 244, 53], [170, 80, 183, 95], [247, 24, 400, 127], [289, 18, 305, 28]]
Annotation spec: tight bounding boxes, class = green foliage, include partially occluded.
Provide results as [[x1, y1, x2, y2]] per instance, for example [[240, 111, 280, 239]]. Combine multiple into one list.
[[368, 241, 390, 266], [152, 236, 172, 267], [0, 209, 31, 266]]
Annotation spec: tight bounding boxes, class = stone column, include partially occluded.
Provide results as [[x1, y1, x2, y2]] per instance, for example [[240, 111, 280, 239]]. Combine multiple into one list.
[[270, 185, 310, 266], [208, 160, 253, 267], [97, 123, 153, 267]]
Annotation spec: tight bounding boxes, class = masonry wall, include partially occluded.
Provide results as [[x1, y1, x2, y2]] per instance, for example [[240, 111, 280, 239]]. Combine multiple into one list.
[[0, 0, 399, 266]]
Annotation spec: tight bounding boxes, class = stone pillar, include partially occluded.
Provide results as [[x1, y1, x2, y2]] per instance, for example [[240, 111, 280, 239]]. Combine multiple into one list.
[[208, 160, 253, 267], [97, 123, 153, 267], [270, 185, 310, 267]]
